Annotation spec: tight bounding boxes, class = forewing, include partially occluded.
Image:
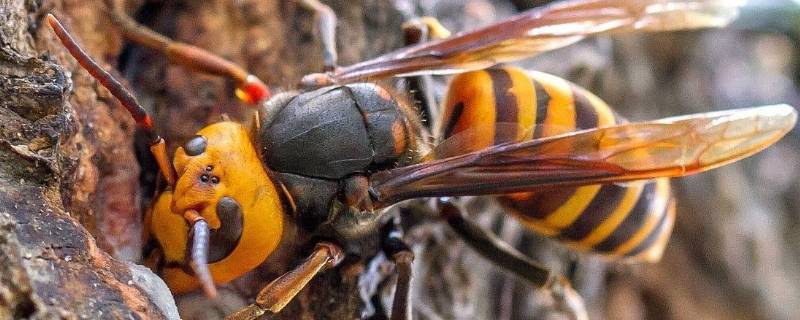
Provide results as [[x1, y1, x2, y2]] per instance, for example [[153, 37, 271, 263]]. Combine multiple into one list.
[[370, 105, 797, 206], [423, 122, 576, 160], [333, 0, 744, 83]]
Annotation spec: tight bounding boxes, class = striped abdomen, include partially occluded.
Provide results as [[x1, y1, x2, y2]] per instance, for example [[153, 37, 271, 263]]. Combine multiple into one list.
[[438, 66, 675, 262]]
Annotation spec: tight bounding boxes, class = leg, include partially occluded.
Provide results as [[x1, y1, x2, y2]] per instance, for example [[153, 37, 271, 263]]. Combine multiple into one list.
[[103, 0, 270, 105], [401, 17, 451, 133], [48, 15, 177, 186], [381, 217, 414, 320], [296, 0, 339, 89], [438, 199, 588, 319], [226, 242, 344, 320], [438, 198, 550, 287], [298, 0, 338, 72], [402, 19, 435, 128]]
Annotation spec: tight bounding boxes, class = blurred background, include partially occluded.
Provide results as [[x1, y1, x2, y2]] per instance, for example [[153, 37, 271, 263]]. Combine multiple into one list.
[[397, 1, 800, 319]]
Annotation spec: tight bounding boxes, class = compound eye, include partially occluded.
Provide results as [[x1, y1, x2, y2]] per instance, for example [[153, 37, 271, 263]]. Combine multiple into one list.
[[184, 135, 208, 156]]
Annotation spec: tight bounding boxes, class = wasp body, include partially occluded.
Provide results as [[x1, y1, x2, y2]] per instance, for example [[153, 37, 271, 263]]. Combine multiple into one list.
[[258, 84, 420, 234], [144, 81, 428, 295], [441, 67, 674, 261], [46, 0, 798, 319]]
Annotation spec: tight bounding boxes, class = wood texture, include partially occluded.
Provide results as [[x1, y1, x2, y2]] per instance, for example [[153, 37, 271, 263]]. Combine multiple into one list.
[[3, 0, 798, 319]]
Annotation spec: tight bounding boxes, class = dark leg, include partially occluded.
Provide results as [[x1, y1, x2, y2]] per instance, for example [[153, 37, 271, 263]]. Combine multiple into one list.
[[381, 217, 414, 320], [390, 251, 413, 320], [438, 199, 551, 287], [103, 0, 270, 105], [298, 0, 338, 72], [400, 17, 451, 134], [226, 242, 344, 320], [438, 199, 588, 319], [401, 19, 438, 130]]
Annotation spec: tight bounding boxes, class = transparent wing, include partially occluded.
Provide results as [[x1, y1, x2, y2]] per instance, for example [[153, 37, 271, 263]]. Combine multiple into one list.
[[333, 0, 744, 83], [370, 105, 796, 206], [424, 122, 578, 160]]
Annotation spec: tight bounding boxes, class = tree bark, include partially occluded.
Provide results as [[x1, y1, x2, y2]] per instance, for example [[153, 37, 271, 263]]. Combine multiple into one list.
[[4, 0, 799, 320], [0, 0, 175, 318]]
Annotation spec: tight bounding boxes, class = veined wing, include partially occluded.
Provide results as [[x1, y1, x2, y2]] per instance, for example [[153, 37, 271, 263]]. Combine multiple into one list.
[[333, 0, 744, 83], [370, 104, 796, 206]]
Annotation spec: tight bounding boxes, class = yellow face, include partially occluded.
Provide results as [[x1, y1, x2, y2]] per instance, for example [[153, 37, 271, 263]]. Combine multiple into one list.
[[146, 121, 285, 294]]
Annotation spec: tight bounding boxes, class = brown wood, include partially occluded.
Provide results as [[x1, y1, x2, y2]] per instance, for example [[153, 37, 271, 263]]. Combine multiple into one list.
[[0, 0, 172, 318], [0, 0, 404, 318]]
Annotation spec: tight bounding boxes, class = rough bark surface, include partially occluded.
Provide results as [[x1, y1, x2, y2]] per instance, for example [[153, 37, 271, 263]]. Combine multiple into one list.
[[3, 0, 799, 319], [0, 0, 174, 318]]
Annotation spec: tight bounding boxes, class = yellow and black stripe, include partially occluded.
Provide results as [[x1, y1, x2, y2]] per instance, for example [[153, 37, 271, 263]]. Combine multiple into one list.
[[439, 66, 674, 262]]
